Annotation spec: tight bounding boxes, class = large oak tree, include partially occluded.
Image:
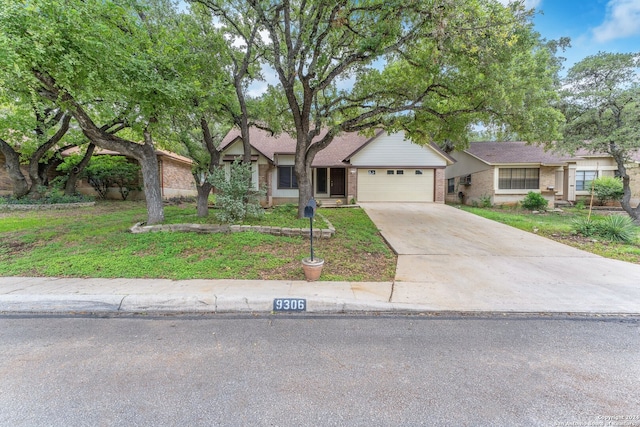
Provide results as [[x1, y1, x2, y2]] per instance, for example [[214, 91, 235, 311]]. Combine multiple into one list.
[[0, 0, 191, 224], [206, 0, 565, 216], [556, 52, 640, 221]]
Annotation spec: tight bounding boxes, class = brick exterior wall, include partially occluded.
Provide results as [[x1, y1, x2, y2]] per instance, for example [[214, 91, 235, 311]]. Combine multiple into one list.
[[629, 163, 640, 203], [457, 169, 494, 205], [160, 157, 196, 198], [448, 166, 560, 206], [434, 168, 445, 203], [348, 167, 357, 202]]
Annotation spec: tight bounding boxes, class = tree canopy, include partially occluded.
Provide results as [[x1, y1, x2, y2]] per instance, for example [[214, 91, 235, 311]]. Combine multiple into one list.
[[202, 0, 565, 215], [556, 52, 640, 221], [2, 0, 568, 220], [0, 0, 195, 223]]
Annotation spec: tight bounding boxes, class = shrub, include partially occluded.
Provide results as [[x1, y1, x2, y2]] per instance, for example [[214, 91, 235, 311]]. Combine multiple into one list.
[[591, 176, 623, 205], [478, 194, 492, 208], [521, 191, 548, 210], [572, 215, 637, 243], [596, 215, 637, 243], [84, 156, 141, 200], [0, 192, 92, 205], [208, 160, 266, 223], [572, 217, 598, 237]]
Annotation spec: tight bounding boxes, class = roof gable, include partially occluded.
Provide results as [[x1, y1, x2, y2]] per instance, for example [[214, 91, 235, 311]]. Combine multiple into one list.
[[346, 131, 454, 166]]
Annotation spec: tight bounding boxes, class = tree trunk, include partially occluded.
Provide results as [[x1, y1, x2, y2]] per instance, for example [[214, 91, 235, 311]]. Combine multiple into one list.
[[196, 181, 213, 217], [197, 117, 222, 218], [35, 71, 165, 224], [295, 135, 314, 218], [612, 150, 639, 222], [296, 166, 313, 218], [0, 137, 29, 198], [65, 143, 95, 196], [140, 130, 164, 224], [28, 113, 72, 196]]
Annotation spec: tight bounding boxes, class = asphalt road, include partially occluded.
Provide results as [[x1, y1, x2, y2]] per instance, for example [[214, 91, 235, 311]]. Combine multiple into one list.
[[1, 314, 639, 426]]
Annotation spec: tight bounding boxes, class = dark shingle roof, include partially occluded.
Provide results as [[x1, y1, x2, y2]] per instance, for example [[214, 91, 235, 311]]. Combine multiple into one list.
[[465, 141, 577, 165], [221, 127, 374, 167]]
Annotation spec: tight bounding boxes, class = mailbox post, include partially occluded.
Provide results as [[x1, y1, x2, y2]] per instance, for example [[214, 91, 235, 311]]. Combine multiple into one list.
[[301, 198, 324, 281], [303, 198, 317, 261]]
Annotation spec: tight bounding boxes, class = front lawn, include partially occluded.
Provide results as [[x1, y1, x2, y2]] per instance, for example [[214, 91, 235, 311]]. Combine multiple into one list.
[[458, 205, 640, 264], [0, 201, 396, 281]]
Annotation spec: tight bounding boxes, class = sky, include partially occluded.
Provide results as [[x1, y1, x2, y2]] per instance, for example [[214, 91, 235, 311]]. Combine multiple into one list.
[[518, 0, 640, 72]]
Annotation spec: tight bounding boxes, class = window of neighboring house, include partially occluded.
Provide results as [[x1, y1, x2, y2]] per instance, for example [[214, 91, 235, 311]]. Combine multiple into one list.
[[278, 166, 298, 189], [498, 168, 539, 189], [447, 178, 455, 194], [387, 170, 394, 175], [575, 170, 597, 191]]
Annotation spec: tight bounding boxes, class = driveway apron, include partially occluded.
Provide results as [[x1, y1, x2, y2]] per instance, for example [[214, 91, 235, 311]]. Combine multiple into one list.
[[360, 203, 640, 313]]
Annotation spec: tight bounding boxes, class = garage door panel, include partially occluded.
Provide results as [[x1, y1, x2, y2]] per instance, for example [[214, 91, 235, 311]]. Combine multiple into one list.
[[357, 169, 434, 202]]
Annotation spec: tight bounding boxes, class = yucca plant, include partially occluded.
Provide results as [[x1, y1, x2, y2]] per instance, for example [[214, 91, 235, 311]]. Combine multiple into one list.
[[572, 217, 598, 237], [596, 215, 637, 243]]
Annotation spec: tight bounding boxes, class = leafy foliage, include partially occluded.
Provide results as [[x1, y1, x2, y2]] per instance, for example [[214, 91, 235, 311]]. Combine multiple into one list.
[[0, 192, 92, 205], [208, 160, 265, 223], [202, 0, 565, 215], [591, 176, 624, 205], [84, 156, 141, 200], [556, 52, 640, 220], [521, 191, 548, 211]]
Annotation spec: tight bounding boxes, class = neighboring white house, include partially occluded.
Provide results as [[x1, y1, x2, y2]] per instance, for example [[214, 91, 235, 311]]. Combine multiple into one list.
[[220, 128, 454, 206], [445, 141, 640, 206]]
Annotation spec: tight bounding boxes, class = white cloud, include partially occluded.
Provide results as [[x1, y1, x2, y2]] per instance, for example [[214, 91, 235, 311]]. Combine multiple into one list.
[[593, 0, 640, 43]]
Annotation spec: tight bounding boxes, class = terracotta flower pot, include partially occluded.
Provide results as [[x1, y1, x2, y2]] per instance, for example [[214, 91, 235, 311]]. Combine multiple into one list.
[[301, 257, 324, 281]]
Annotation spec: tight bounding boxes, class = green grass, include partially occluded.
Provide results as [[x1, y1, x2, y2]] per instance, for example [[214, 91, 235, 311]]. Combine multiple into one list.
[[458, 205, 640, 263], [0, 201, 396, 281]]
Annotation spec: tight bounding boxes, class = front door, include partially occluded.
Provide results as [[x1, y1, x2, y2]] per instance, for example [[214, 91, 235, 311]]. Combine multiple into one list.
[[330, 168, 345, 196]]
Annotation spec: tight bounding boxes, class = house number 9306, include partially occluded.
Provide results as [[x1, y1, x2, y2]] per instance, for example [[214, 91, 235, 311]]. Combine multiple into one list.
[[273, 298, 306, 312]]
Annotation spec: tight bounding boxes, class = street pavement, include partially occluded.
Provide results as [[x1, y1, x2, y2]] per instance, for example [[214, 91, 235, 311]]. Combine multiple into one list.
[[2, 203, 640, 315]]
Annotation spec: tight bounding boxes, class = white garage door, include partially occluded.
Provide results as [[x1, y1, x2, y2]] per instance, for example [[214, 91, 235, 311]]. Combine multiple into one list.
[[357, 168, 434, 202]]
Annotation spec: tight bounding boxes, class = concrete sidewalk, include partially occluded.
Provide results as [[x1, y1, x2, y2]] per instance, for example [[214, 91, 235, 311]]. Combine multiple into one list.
[[1, 275, 640, 315]]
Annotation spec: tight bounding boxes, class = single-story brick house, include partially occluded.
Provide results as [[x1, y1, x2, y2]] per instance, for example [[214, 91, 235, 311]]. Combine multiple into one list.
[[445, 141, 640, 206], [220, 128, 454, 205], [64, 147, 197, 200], [0, 148, 196, 200]]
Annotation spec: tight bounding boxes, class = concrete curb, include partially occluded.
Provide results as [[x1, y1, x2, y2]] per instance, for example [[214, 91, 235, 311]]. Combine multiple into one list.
[[2, 294, 640, 316]]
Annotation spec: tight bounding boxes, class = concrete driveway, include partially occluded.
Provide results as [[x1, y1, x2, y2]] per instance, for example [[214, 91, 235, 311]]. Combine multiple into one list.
[[360, 203, 640, 312]]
